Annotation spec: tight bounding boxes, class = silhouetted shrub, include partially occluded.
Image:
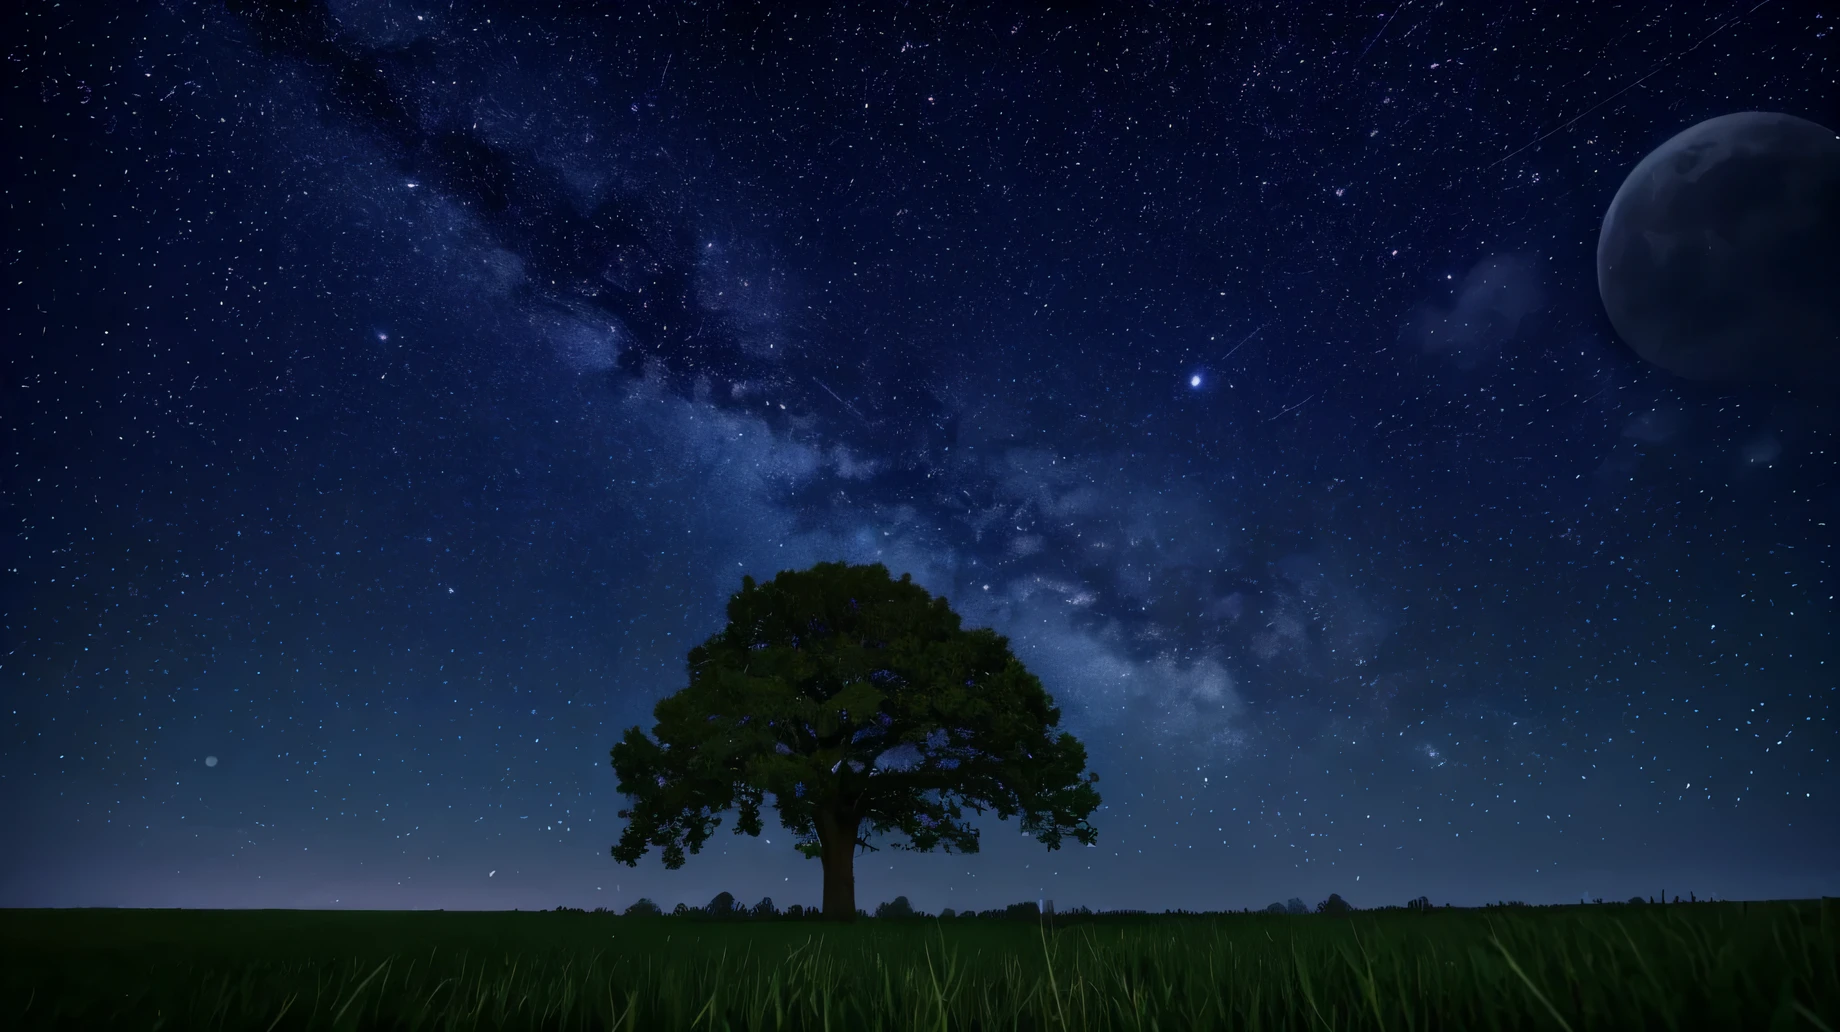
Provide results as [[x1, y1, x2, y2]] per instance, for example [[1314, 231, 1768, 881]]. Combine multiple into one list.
[[939, 907, 956, 919], [1316, 893, 1352, 915], [874, 896, 916, 919], [752, 896, 778, 918], [706, 892, 738, 918], [1285, 898, 1309, 915]]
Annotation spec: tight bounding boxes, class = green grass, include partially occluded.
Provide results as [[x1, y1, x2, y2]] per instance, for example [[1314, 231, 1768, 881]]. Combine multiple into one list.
[[3, 901, 1835, 1030]]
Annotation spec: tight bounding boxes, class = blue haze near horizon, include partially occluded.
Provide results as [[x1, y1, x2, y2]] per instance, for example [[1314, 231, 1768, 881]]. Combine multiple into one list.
[[3, 0, 1835, 914]]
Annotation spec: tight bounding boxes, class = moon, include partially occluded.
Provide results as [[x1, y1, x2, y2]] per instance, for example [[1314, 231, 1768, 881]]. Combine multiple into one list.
[[1597, 111, 1840, 385]]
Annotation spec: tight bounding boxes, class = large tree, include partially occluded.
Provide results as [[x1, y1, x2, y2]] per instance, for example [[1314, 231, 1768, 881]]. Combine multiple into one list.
[[610, 561, 1101, 920]]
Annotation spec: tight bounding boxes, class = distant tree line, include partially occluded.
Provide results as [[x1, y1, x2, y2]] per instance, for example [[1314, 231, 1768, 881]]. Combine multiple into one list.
[[550, 889, 1721, 918], [556, 892, 1361, 920], [551, 896, 1112, 921]]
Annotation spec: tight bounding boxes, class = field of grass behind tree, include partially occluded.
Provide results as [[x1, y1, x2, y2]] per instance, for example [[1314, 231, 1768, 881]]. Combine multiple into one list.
[[3, 900, 1835, 1030]]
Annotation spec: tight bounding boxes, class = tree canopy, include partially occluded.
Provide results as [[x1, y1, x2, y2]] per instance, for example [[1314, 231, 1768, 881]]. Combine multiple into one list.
[[610, 561, 1101, 920]]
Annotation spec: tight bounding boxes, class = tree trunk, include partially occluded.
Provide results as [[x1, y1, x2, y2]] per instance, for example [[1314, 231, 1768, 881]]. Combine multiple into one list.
[[815, 808, 860, 921]]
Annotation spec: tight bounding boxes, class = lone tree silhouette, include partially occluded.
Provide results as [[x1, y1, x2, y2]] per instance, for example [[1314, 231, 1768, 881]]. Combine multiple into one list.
[[610, 561, 1102, 921]]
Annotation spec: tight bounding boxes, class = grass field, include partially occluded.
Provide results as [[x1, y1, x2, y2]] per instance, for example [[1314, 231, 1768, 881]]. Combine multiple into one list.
[[3, 901, 1835, 1030]]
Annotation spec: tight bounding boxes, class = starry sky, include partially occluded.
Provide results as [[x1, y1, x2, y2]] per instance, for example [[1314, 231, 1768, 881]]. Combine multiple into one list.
[[4, 1, 1836, 914]]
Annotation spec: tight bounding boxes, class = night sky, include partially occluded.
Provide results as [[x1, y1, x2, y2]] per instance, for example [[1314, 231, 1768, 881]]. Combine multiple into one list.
[[5, 1, 1836, 915]]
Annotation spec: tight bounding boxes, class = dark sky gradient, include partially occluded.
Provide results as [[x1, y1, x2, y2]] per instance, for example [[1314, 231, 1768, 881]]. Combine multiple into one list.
[[4, 0, 1835, 914]]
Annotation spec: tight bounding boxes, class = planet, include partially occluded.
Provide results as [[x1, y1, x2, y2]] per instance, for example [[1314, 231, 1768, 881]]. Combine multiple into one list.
[[1597, 112, 1840, 385], [205, 755, 218, 767]]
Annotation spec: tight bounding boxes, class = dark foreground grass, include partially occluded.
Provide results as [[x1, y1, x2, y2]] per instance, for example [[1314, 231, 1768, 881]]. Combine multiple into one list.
[[3, 901, 1835, 1030]]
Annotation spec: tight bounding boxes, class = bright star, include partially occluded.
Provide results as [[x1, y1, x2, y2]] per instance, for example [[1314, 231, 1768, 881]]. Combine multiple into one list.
[[1189, 374, 1202, 388]]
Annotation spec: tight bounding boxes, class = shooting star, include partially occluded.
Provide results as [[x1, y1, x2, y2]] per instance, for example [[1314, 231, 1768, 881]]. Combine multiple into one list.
[[1264, 393, 1317, 422], [813, 377, 869, 423], [1221, 323, 1266, 362], [1482, 0, 1775, 172]]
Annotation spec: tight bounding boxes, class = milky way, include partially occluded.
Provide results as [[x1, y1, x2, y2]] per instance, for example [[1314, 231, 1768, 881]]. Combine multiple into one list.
[[5, 1, 1835, 914]]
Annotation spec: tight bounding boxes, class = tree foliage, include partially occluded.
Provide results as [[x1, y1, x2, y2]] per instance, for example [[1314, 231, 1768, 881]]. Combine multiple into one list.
[[609, 561, 1101, 918]]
